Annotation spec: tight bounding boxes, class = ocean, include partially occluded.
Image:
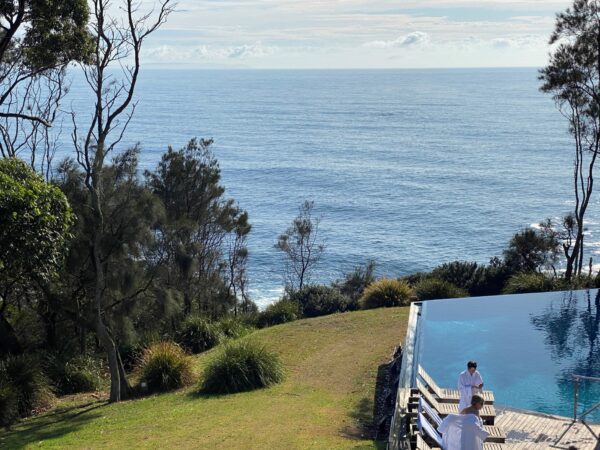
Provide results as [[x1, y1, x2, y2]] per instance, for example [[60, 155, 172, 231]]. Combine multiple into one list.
[[57, 67, 589, 307]]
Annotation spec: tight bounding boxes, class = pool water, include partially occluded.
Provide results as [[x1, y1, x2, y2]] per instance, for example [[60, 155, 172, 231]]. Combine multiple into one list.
[[416, 290, 600, 422]]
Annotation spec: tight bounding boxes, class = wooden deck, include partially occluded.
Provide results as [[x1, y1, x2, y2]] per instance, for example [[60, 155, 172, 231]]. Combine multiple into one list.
[[495, 407, 600, 449]]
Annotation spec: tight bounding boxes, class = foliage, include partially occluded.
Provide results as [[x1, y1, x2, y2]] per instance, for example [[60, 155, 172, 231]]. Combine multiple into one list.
[[217, 316, 254, 339], [138, 342, 195, 393], [0, 157, 72, 291], [431, 259, 511, 297], [275, 200, 325, 291], [47, 355, 103, 395], [0, 354, 54, 419], [146, 138, 251, 317], [359, 278, 416, 309], [333, 261, 377, 310], [431, 261, 480, 292], [257, 299, 301, 328], [503, 273, 555, 294], [200, 340, 283, 394], [503, 226, 560, 273], [287, 285, 349, 318], [0, 380, 18, 427], [414, 278, 469, 301], [175, 316, 223, 354]]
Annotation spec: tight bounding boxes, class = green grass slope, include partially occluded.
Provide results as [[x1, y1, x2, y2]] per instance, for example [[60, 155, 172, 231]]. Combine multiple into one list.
[[0, 307, 409, 449]]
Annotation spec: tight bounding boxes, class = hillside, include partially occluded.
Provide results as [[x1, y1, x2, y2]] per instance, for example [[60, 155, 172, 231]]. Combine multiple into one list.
[[0, 307, 409, 449]]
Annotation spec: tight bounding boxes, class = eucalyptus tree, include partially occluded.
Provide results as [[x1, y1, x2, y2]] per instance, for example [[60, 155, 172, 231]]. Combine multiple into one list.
[[70, 0, 173, 402], [275, 200, 325, 291], [540, 0, 600, 279]]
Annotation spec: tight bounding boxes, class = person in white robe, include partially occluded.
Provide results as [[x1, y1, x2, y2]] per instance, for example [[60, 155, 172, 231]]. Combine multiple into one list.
[[438, 395, 489, 450], [458, 360, 484, 412]]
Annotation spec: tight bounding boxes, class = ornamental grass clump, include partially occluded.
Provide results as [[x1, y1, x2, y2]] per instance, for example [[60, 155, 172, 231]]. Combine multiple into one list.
[[0, 354, 54, 421], [175, 315, 223, 354], [138, 341, 195, 393], [359, 278, 416, 309], [200, 340, 283, 394], [48, 355, 104, 395], [502, 272, 554, 294]]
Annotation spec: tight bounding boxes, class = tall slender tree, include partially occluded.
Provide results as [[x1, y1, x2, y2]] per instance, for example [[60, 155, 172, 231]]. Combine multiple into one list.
[[71, 0, 173, 402], [540, 0, 600, 280]]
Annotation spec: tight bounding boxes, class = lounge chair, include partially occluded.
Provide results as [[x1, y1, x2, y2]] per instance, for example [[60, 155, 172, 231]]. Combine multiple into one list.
[[418, 365, 495, 404], [418, 398, 505, 443], [416, 379, 496, 424], [416, 412, 504, 450]]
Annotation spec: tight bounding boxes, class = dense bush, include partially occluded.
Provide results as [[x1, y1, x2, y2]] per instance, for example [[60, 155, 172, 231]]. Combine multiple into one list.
[[200, 340, 283, 394], [138, 342, 195, 393], [0, 355, 54, 419], [217, 316, 254, 339], [0, 381, 18, 427], [502, 272, 554, 294], [431, 260, 512, 297], [48, 355, 103, 395], [176, 316, 223, 354], [333, 261, 377, 310], [414, 278, 469, 301], [431, 261, 480, 292], [359, 279, 416, 309], [288, 285, 349, 318], [257, 299, 301, 328]]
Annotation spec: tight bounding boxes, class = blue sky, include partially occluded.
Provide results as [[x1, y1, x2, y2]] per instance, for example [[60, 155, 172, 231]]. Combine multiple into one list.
[[143, 0, 571, 68]]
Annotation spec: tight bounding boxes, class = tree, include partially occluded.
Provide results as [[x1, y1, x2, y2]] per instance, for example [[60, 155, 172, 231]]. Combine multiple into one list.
[[0, 0, 93, 168], [275, 200, 325, 291], [145, 139, 251, 317], [0, 157, 71, 355], [71, 0, 173, 402], [540, 0, 600, 280], [503, 225, 560, 274]]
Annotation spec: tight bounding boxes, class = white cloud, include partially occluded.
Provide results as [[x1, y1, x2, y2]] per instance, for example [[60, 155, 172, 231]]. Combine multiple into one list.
[[364, 31, 429, 49], [144, 43, 276, 63]]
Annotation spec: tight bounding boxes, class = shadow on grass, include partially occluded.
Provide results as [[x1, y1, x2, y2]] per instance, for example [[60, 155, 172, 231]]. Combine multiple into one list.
[[341, 361, 392, 447], [0, 401, 106, 449]]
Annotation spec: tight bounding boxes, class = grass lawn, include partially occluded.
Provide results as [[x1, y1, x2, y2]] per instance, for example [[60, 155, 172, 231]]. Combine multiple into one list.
[[0, 307, 408, 449]]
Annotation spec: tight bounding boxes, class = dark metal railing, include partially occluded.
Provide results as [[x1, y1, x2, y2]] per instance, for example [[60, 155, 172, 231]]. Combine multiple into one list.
[[554, 374, 600, 446]]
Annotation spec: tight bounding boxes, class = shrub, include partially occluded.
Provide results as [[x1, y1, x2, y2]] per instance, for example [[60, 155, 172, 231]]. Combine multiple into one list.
[[217, 316, 254, 339], [288, 285, 349, 318], [138, 342, 195, 393], [0, 354, 54, 419], [431, 261, 480, 292], [399, 272, 432, 287], [176, 316, 223, 354], [502, 272, 554, 294], [333, 261, 377, 311], [200, 340, 283, 394], [359, 279, 416, 309], [48, 355, 103, 395], [414, 278, 469, 301], [257, 299, 301, 328], [0, 381, 18, 427]]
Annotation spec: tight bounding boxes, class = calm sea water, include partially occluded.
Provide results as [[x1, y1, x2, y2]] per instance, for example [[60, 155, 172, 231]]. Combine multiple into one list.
[[55, 68, 598, 307], [417, 290, 600, 421]]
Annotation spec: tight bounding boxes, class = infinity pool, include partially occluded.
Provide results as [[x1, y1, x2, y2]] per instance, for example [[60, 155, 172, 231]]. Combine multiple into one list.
[[416, 290, 600, 422]]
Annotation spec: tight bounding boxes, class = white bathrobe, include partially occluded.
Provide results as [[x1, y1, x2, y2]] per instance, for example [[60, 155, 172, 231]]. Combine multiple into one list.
[[438, 413, 489, 450], [458, 369, 483, 411]]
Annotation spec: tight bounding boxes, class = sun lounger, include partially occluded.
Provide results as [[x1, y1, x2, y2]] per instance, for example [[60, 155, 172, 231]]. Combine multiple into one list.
[[417, 379, 496, 424], [418, 365, 495, 404], [418, 398, 505, 443]]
